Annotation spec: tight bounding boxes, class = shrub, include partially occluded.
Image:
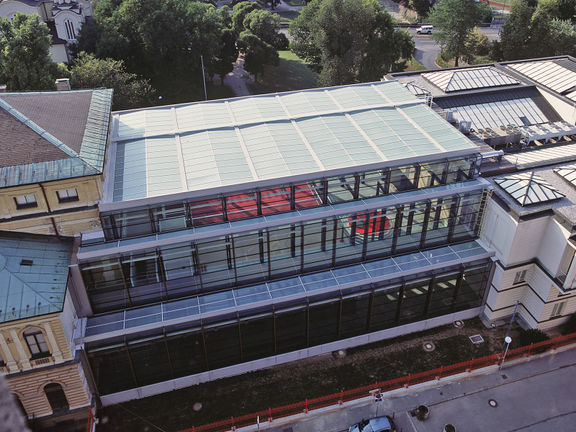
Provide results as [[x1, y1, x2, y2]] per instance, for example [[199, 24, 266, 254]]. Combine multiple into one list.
[[560, 314, 576, 335], [517, 328, 550, 346]]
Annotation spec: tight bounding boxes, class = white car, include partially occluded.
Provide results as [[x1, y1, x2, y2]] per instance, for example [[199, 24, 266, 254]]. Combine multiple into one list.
[[416, 25, 434, 35], [349, 416, 397, 432]]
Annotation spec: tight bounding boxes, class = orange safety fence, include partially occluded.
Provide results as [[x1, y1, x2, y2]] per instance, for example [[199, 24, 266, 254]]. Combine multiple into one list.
[[179, 332, 576, 432], [86, 407, 96, 432]]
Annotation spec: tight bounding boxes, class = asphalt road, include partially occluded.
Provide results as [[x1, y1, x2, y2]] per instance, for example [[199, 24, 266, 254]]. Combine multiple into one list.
[[260, 347, 576, 432], [407, 27, 501, 70]]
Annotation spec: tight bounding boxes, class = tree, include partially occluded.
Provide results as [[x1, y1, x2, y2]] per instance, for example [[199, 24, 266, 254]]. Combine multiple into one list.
[[237, 31, 279, 81], [232, 1, 261, 34], [210, 28, 239, 85], [290, 0, 414, 86], [409, 0, 432, 20], [70, 52, 154, 110], [0, 14, 56, 90], [428, 0, 483, 66], [243, 9, 281, 46], [500, 0, 536, 60], [501, 0, 576, 60]]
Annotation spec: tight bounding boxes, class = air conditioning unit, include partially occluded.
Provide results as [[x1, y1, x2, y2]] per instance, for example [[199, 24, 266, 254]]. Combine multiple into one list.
[[444, 111, 455, 123], [459, 120, 472, 134]]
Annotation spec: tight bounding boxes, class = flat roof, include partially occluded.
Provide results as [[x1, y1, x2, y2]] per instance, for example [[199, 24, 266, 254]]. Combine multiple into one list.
[[0, 232, 73, 324], [107, 81, 478, 203]]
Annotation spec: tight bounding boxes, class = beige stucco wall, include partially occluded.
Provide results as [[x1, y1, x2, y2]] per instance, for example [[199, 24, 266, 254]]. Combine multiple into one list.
[[6, 362, 91, 418], [0, 176, 103, 236]]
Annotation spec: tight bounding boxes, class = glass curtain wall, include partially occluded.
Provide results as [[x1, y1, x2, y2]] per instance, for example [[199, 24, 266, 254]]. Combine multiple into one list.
[[86, 262, 491, 395], [82, 191, 487, 313], [101, 156, 478, 241]]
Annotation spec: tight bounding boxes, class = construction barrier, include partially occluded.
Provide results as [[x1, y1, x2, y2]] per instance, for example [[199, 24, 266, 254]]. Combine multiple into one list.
[[177, 332, 576, 432]]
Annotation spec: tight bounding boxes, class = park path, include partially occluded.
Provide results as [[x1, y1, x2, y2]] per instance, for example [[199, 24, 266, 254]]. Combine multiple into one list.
[[220, 55, 252, 97]]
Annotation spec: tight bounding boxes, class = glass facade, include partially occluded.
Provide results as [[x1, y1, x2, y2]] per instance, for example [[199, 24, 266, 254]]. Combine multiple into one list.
[[100, 156, 478, 241], [81, 190, 488, 313], [86, 262, 491, 395]]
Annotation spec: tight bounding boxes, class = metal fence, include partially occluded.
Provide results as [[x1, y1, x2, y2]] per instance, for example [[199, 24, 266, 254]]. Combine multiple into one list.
[[179, 332, 576, 432]]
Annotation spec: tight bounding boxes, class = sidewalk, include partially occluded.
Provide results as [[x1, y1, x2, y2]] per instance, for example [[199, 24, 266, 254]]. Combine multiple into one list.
[[262, 346, 576, 432]]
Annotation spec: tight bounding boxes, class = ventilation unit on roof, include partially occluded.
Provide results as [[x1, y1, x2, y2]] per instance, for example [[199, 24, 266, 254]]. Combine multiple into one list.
[[458, 120, 471, 134], [444, 111, 455, 123]]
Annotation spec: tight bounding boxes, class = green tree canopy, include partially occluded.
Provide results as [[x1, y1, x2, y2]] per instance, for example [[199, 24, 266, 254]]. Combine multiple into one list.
[[0, 14, 56, 90], [232, 1, 261, 34], [290, 0, 414, 86], [243, 9, 281, 46], [69, 52, 154, 110], [428, 0, 483, 66], [501, 0, 576, 60], [76, 0, 231, 102], [237, 30, 279, 81], [409, 0, 432, 20]]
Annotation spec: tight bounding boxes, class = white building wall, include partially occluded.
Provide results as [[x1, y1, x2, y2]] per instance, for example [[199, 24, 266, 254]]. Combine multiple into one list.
[[535, 219, 570, 276], [480, 199, 517, 263], [59, 292, 78, 355], [539, 87, 576, 125], [53, 10, 84, 42]]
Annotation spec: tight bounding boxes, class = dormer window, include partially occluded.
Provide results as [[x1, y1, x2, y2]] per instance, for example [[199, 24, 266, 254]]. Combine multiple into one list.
[[14, 194, 37, 210]]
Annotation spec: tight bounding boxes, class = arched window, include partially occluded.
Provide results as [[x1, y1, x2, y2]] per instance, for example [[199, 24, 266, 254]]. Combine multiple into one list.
[[23, 329, 50, 359], [44, 384, 69, 413], [64, 19, 76, 40]]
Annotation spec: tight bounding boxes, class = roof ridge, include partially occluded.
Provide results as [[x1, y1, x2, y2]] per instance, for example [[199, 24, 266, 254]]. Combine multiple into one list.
[[0, 97, 80, 159]]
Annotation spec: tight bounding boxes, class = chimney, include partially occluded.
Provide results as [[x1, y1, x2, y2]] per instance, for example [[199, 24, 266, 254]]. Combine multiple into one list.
[[0, 84, 6, 93], [55, 78, 71, 91]]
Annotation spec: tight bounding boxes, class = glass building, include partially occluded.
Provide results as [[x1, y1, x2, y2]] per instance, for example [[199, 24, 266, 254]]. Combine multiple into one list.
[[73, 82, 494, 401]]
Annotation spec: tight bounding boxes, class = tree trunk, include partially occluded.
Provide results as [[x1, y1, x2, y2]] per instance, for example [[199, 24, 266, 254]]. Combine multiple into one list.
[[454, 56, 459, 67]]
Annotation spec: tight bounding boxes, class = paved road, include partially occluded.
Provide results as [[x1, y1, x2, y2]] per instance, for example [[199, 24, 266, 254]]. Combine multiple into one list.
[[259, 347, 576, 432]]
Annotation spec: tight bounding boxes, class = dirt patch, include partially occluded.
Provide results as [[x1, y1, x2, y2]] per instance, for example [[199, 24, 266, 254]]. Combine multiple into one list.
[[96, 318, 519, 432]]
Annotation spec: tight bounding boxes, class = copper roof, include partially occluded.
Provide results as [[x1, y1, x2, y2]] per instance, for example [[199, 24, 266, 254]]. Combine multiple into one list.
[[0, 89, 113, 188]]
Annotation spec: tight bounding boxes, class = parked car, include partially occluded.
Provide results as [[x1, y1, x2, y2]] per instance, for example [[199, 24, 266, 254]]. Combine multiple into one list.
[[416, 25, 434, 34], [349, 416, 398, 432]]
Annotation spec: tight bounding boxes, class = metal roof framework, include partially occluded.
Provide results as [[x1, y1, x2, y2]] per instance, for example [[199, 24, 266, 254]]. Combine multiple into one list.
[[494, 172, 565, 206], [507, 59, 576, 102], [107, 81, 479, 204], [422, 67, 519, 93]]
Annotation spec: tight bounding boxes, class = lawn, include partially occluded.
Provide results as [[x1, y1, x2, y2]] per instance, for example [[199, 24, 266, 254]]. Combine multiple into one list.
[[96, 317, 522, 432], [404, 57, 426, 72], [247, 50, 318, 95]]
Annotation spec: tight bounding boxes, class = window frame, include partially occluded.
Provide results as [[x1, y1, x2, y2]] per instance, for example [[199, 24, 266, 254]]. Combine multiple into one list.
[[513, 269, 527, 285], [14, 194, 38, 210], [23, 329, 51, 359], [551, 302, 566, 318], [56, 188, 79, 203]]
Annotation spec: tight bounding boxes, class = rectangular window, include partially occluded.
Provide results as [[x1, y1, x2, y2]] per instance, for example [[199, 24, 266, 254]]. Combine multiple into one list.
[[551, 302, 566, 318], [513, 270, 527, 285], [56, 188, 79, 203], [14, 194, 37, 209]]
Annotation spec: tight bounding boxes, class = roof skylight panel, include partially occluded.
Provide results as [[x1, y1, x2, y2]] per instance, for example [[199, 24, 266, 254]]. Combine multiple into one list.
[[176, 102, 231, 131], [116, 111, 146, 139], [279, 90, 338, 116], [143, 108, 174, 137], [144, 137, 182, 197], [229, 96, 287, 124]]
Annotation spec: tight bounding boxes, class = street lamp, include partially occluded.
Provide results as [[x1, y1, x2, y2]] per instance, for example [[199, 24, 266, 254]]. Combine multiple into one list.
[[499, 336, 512, 370]]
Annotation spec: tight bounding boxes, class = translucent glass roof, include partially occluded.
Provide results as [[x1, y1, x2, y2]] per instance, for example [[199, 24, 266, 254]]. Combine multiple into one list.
[[0, 234, 72, 324], [445, 98, 548, 131], [423, 67, 518, 92], [110, 81, 477, 202], [507, 59, 576, 102], [83, 240, 492, 340], [554, 165, 576, 186], [495, 172, 565, 206]]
